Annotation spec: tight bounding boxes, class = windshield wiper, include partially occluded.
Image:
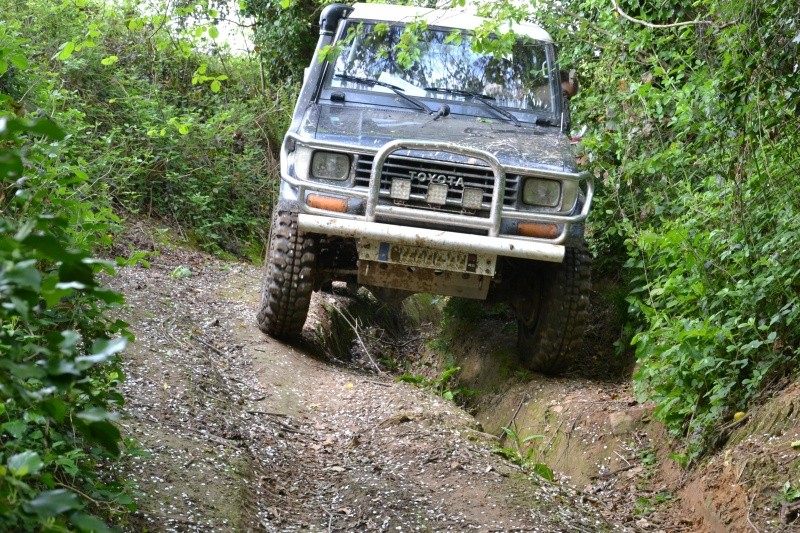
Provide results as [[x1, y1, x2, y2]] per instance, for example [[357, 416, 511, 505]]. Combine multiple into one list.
[[424, 86, 521, 127], [335, 74, 432, 114]]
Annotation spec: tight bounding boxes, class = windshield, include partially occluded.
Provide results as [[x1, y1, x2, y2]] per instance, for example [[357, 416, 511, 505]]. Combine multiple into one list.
[[326, 21, 555, 115]]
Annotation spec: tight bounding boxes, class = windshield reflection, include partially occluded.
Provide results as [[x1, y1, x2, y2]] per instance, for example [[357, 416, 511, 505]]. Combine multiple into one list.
[[327, 22, 554, 114]]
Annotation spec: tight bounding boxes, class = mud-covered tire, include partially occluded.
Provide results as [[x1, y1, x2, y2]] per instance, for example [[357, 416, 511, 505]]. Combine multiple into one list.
[[256, 211, 318, 339], [514, 244, 591, 375]]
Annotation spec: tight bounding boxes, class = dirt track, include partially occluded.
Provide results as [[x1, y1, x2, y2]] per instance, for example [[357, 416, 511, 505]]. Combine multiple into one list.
[[110, 225, 800, 533], [111, 237, 620, 532]]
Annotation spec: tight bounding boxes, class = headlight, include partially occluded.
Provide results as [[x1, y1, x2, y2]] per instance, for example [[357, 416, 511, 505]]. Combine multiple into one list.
[[522, 178, 560, 207], [311, 151, 350, 180]]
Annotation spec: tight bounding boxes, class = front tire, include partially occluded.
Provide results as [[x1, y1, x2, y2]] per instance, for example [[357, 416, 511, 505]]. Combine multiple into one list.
[[513, 244, 591, 375], [257, 210, 318, 338]]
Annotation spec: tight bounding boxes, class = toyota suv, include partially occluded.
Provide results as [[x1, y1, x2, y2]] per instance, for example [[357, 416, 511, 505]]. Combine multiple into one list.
[[257, 2, 593, 374]]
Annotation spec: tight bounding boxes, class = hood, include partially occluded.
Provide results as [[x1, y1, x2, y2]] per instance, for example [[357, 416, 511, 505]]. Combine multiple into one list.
[[298, 103, 577, 172]]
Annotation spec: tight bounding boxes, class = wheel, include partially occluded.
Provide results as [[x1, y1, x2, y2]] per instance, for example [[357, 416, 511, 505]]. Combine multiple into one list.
[[513, 243, 591, 375], [256, 210, 318, 338]]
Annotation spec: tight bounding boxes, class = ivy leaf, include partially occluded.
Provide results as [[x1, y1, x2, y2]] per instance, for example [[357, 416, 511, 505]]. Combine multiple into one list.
[[23, 489, 82, 517], [210, 80, 221, 93], [2, 419, 28, 439], [76, 420, 121, 456], [22, 232, 69, 261], [59, 330, 81, 353], [92, 336, 128, 358], [25, 118, 65, 139], [5, 51, 29, 70], [444, 29, 462, 45], [0, 117, 65, 140], [533, 463, 554, 482], [56, 41, 76, 61], [0, 149, 23, 179], [5, 260, 41, 291], [75, 337, 127, 367], [59, 259, 94, 287], [8, 451, 44, 478], [42, 398, 69, 423], [93, 288, 125, 305], [7, 360, 44, 380], [70, 512, 112, 533], [41, 276, 74, 308], [76, 407, 119, 423]]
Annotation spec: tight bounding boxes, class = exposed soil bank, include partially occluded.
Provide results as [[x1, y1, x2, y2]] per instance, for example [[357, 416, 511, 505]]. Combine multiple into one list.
[[431, 292, 800, 532]]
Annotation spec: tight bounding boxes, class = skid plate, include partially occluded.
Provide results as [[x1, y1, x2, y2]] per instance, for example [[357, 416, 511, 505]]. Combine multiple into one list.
[[358, 261, 490, 299]]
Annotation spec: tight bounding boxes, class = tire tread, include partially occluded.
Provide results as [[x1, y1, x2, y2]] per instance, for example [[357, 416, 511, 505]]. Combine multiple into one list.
[[256, 211, 316, 338]]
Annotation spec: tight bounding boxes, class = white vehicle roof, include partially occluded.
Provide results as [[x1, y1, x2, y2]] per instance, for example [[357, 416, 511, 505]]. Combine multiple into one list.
[[347, 2, 553, 43]]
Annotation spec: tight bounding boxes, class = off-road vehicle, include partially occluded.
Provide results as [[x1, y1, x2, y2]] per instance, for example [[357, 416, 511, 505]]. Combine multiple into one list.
[[257, 2, 593, 374]]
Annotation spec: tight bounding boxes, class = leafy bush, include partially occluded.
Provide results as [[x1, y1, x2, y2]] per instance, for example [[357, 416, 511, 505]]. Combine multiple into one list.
[[243, 0, 320, 85], [4, 0, 291, 259], [0, 119, 132, 528], [531, 0, 800, 457], [629, 186, 799, 454]]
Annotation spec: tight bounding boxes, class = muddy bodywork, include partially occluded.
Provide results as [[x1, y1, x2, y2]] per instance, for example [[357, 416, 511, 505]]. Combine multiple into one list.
[[306, 104, 577, 172]]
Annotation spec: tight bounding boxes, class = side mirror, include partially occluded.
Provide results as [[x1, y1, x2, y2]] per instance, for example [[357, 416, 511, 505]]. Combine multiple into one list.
[[560, 69, 579, 98]]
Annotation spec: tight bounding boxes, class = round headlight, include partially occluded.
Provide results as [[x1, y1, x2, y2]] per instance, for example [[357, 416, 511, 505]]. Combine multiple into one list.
[[311, 151, 350, 180], [522, 178, 560, 207]]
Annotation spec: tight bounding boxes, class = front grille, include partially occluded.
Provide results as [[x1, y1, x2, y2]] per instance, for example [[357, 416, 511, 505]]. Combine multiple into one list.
[[354, 154, 519, 212]]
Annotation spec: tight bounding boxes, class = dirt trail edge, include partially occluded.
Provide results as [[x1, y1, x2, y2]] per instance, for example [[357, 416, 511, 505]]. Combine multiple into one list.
[[111, 242, 621, 532]]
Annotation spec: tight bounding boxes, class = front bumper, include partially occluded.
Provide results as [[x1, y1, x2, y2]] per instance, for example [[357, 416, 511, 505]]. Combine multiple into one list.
[[298, 214, 565, 263]]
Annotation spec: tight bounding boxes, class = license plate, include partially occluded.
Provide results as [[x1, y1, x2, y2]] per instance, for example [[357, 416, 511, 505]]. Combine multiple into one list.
[[359, 240, 496, 275]]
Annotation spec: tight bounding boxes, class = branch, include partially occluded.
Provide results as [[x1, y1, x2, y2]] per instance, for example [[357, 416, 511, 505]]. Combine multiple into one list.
[[55, 482, 101, 507], [335, 308, 383, 375], [214, 15, 257, 29], [610, 0, 719, 30]]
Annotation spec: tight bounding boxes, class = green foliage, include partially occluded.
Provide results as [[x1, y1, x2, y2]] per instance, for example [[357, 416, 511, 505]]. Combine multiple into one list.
[[3, 0, 289, 258], [492, 427, 554, 481], [170, 265, 193, 279], [243, 0, 320, 84], [520, 0, 800, 457], [396, 365, 475, 403], [782, 481, 800, 503], [0, 117, 133, 529], [634, 491, 673, 516]]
